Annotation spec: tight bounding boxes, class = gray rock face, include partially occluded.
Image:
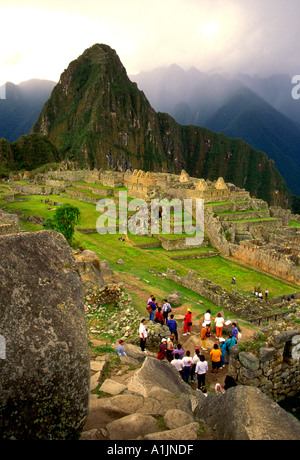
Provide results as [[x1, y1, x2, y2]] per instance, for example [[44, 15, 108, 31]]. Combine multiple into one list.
[[195, 386, 300, 440], [0, 231, 90, 440], [127, 356, 192, 396]]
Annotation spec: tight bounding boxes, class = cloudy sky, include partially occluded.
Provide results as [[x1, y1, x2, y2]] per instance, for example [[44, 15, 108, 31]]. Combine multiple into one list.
[[1, 0, 300, 85]]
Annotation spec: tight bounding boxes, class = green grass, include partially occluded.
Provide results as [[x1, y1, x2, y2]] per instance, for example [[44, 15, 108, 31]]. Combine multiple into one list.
[[227, 217, 278, 223], [178, 255, 298, 298], [1, 183, 298, 316], [289, 220, 300, 227]]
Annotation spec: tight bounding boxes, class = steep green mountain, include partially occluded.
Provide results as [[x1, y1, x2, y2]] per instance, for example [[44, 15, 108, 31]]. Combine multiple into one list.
[[0, 133, 61, 175], [0, 79, 56, 142], [32, 44, 292, 207]]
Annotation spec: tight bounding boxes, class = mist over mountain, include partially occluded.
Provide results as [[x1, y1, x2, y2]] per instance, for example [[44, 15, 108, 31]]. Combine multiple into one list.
[[30, 44, 292, 208], [0, 79, 56, 142], [131, 66, 300, 196]]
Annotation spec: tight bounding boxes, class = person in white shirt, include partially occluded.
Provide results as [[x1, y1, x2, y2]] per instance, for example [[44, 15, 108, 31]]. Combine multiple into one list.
[[171, 353, 184, 379], [203, 309, 214, 334], [215, 313, 225, 340], [162, 299, 172, 324], [182, 351, 192, 383], [139, 319, 148, 352], [195, 355, 208, 390], [190, 348, 200, 382]]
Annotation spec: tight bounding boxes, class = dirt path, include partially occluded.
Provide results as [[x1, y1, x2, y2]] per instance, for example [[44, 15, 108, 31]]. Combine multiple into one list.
[[107, 271, 256, 391]]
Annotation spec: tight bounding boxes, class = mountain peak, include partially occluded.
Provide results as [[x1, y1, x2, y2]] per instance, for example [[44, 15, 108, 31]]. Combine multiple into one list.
[[31, 44, 292, 206]]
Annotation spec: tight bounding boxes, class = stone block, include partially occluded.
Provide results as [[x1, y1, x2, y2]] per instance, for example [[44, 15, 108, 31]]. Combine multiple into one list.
[[239, 352, 260, 371]]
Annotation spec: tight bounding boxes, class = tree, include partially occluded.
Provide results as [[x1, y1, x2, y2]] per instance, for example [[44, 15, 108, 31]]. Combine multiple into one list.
[[45, 204, 81, 243]]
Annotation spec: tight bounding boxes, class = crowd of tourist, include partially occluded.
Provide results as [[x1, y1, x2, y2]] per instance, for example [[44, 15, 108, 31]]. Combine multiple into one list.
[[116, 294, 240, 395]]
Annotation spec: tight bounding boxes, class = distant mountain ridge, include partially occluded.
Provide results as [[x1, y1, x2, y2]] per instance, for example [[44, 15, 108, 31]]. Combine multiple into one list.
[[0, 79, 56, 142], [131, 66, 300, 196], [30, 44, 292, 208]]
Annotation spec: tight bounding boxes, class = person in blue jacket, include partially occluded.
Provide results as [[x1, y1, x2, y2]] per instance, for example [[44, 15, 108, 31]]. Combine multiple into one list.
[[225, 333, 237, 365], [219, 338, 227, 369], [167, 314, 178, 341]]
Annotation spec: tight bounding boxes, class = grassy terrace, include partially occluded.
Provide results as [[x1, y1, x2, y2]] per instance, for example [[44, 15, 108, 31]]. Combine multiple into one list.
[[0, 182, 299, 318], [227, 217, 278, 223]]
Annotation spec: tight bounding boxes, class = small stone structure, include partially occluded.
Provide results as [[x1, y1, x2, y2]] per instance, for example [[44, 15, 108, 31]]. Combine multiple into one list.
[[0, 210, 20, 235], [228, 330, 300, 402]]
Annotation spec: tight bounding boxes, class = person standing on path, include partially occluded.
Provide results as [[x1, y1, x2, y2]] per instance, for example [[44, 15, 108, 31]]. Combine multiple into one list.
[[167, 314, 178, 341], [224, 333, 237, 364], [190, 347, 200, 382], [215, 313, 225, 340], [210, 343, 222, 373], [173, 343, 185, 359], [182, 350, 192, 383], [171, 353, 184, 379], [183, 308, 192, 336], [203, 309, 214, 335], [200, 323, 209, 350], [162, 299, 172, 324], [218, 338, 227, 369], [231, 323, 239, 341], [166, 334, 175, 362], [195, 354, 208, 390], [148, 297, 157, 322], [139, 319, 148, 352], [157, 338, 167, 360]]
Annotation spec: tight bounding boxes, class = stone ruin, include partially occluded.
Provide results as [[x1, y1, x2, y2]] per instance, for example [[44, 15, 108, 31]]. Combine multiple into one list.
[[228, 330, 300, 402]]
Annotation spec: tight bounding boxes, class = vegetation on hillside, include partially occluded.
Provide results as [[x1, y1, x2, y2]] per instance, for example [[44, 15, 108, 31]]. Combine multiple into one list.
[[30, 44, 292, 209]]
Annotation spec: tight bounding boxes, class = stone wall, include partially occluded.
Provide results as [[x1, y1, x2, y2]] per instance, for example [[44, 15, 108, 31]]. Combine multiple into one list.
[[228, 330, 300, 402], [165, 268, 257, 316], [11, 183, 63, 195], [158, 234, 210, 251], [230, 240, 300, 286], [0, 210, 20, 235]]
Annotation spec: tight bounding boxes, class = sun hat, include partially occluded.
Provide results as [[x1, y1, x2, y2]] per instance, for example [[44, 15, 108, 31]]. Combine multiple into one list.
[[161, 338, 167, 342]]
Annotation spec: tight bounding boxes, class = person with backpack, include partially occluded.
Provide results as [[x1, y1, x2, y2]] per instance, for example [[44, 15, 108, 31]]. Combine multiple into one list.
[[200, 323, 209, 350], [167, 314, 178, 341], [146, 296, 156, 322], [154, 306, 164, 325]]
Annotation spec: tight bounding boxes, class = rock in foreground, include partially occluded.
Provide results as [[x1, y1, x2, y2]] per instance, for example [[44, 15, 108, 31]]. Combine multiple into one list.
[[0, 231, 90, 440]]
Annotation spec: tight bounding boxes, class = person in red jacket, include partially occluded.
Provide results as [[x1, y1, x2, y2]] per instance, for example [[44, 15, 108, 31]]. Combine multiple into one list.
[[183, 308, 192, 336]]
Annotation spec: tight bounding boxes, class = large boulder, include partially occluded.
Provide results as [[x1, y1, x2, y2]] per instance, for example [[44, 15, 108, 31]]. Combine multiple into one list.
[[127, 356, 192, 396], [195, 385, 300, 440], [0, 231, 90, 440]]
